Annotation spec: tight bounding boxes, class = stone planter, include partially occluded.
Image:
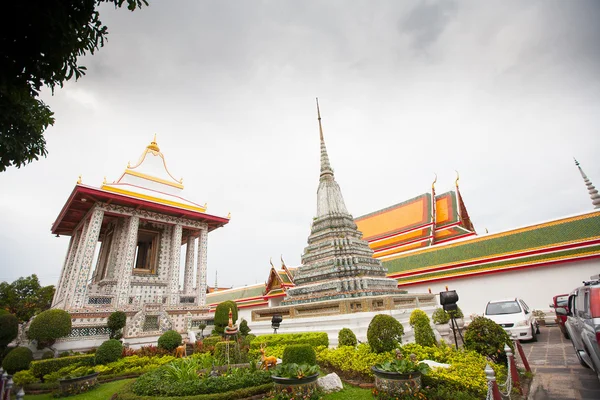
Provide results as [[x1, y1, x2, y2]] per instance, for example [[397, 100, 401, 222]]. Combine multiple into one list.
[[452, 318, 465, 329], [272, 373, 319, 393], [435, 323, 451, 337], [58, 372, 99, 396], [371, 366, 422, 396]]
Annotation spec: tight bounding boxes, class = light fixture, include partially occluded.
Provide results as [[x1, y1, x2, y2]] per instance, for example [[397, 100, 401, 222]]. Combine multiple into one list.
[[81, 198, 87, 202], [55, 234, 60, 238]]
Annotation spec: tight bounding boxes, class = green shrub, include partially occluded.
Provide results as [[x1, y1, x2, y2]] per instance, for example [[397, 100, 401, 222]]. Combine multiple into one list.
[[249, 332, 328, 361], [214, 301, 238, 335], [1, 346, 33, 374], [282, 344, 316, 366], [242, 334, 256, 347], [158, 330, 182, 351], [239, 319, 251, 336], [448, 306, 464, 319], [27, 309, 72, 349], [367, 314, 404, 353], [30, 354, 95, 379], [107, 311, 127, 340], [13, 369, 39, 387], [0, 346, 14, 365], [202, 335, 222, 347], [0, 314, 19, 348], [317, 343, 395, 380], [338, 328, 357, 347], [409, 309, 437, 347], [95, 339, 123, 364], [132, 362, 272, 397], [214, 342, 243, 365], [432, 308, 450, 324], [59, 351, 72, 357], [0, 309, 9, 316], [42, 350, 54, 359], [464, 316, 512, 363]]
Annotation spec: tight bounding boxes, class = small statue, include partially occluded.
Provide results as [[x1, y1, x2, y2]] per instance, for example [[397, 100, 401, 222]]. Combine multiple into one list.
[[224, 308, 239, 338], [395, 349, 403, 360]]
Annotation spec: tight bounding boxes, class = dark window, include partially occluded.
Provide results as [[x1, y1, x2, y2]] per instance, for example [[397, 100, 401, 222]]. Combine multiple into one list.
[[134, 229, 160, 274]]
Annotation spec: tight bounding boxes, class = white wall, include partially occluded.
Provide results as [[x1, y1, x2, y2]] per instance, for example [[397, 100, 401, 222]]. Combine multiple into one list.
[[403, 259, 600, 319]]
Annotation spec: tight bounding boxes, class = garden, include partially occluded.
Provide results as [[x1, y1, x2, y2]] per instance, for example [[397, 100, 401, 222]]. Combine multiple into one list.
[[0, 302, 530, 399]]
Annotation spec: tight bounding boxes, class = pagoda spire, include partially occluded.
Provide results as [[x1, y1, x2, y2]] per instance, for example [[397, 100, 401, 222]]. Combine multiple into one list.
[[575, 158, 600, 209], [315, 98, 349, 217]]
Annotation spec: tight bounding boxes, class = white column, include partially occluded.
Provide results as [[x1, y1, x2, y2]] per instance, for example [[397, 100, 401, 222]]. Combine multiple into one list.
[[183, 235, 196, 295], [196, 228, 208, 306], [169, 224, 183, 305], [52, 235, 76, 307], [116, 216, 140, 306], [63, 218, 90, 309], [70, 207, 105, 309], [106, 219, 126, 279]]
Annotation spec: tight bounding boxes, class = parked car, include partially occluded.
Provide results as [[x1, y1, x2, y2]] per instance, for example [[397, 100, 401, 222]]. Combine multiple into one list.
[[559, 276, 600, 379], [550, 293, 570, 339], [484, 298, 538, 341]]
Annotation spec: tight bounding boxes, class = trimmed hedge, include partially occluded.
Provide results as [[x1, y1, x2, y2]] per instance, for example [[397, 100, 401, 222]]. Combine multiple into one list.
[[250, 332, 329, 349], [158, 330, 182, 351], [30, 354, 95, 379], [338, 328, 357, 347], [202, 336, 223, 348], [464, 316, 513, 364], [214, 301, 239, 335], [27, 309, 72, 348], [282, 344, 316, 366], [1, 346, 33, 374], [96, 339, 123, 364], [410, 309, 437, 347], [214, 342, 242, 364], [117, 381, 273, 400], [367, 314, 404, 353]]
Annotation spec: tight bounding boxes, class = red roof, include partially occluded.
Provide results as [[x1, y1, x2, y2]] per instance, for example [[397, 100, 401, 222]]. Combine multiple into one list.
[[51, 185, 229, 236]]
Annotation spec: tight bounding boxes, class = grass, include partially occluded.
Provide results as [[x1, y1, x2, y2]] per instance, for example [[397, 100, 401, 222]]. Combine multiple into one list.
[[322, 383, 372, 399], [24, 378, 135, 400]]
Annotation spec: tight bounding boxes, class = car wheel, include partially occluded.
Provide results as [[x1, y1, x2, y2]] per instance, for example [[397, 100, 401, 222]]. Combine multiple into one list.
[[531, 324, 538, 342], [535, 323, 540, 335], [563, 329, 570, 340], [576, 348, 590, 368]]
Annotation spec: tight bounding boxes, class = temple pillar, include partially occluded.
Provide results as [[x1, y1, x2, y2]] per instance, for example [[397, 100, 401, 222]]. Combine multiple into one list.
[[116, 216, 140, 306], [183, 235, 196, 295], [105, 219, 126, 279], [196, 228, 208, 306], [62, 217, 90, 309], [52, 235, 76, 307], [169, 224, 183, 305], [70, 207, 105, 309]]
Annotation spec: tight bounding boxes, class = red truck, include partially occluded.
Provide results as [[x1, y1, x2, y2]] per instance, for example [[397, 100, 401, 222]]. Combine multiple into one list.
[[550, 294, 570, 339]]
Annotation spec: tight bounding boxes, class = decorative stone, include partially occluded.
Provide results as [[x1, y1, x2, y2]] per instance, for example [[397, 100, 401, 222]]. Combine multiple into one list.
[[420, 359, 450, 369], [317, 372, 343, 393]]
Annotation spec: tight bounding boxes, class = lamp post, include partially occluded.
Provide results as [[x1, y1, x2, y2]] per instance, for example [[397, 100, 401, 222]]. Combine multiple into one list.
[[271, 315, 282, 334]]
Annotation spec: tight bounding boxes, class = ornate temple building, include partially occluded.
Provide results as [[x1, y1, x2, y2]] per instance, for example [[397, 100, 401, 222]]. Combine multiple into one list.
[[50, 137, 229, 348]]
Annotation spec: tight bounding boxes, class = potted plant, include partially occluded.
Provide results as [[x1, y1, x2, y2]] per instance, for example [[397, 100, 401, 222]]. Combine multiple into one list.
[[372, 357, 430, 396], [271, 363, 320, 386], [431, 308, 450, 337], [448, 306, 465, 329], [58, 367, 99, 396]]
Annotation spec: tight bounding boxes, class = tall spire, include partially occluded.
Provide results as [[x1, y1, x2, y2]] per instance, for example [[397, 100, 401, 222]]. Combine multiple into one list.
[[314, 98, 348, 217], [574, 158, 600, 209], [317, 98, 334, 179]]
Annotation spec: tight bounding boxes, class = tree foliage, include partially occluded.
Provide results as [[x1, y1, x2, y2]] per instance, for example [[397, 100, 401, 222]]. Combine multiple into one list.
[[0, 275, 55, 323], [0, 0, 147, 172], [107, 311, 127, 339], [0, 313, 19, 348], [367, 314, 404, 354]]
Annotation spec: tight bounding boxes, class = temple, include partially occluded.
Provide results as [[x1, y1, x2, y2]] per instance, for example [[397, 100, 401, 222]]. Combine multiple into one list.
[[50, 137, 228, 347]]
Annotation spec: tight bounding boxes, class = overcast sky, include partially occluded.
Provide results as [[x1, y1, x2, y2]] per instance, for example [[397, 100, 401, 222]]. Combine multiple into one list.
[[1, 0, 599, 289]]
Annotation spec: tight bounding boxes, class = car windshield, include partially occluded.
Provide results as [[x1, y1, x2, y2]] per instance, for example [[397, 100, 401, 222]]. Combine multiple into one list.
[[556, 296, 568, 307], [486, 301, 522, 315]]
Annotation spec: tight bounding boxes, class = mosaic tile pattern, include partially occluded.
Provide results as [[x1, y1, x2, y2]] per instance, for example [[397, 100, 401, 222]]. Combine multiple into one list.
[[183, 235, 196, 294], [169, 224, 183, 304], [197, 228, 208, 306], [116, 216, 140, 306]]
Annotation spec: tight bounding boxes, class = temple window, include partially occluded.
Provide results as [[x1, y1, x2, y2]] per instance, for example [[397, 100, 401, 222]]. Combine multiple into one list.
[[133, 229, 160, 274]]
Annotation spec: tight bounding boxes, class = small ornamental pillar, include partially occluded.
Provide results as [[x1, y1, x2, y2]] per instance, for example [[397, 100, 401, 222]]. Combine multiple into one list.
[[16, 388, 25, 400], [485, 363, 502, 400], [505, 344, 522, 394], [512, 333, 531, 372], [0, 369, 6, 396], [5, 377, 13, 400]]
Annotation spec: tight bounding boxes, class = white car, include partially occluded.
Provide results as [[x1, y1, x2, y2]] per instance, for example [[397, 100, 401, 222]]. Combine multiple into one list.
[[484, 298, 539, 341]]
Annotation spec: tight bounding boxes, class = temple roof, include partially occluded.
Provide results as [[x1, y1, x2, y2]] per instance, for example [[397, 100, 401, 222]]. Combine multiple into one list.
[[52, 137, 229, 235], [355, 189, 476, 259], [385, 210, 600, 286]]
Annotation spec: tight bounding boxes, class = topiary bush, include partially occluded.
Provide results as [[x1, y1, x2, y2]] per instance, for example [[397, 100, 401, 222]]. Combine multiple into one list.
[[214, 301, 238, 335], [338, 328, 357, 347], [464, 316, 513, 363], [0, 313, 19, 349], [27, 309, 72, 349], [367, 314, 404, 353], [239, 319, 251, 336], [42, 350, 55, 359], [95, 339, 123, 364], [282, 344, 317, 366], [432, 308, 450, 324], [30, 354, 95, 379], [2, 346, 33, 374], [107, 311, 127, 340], [158, 330, 182, 352], [409, 309, 437, 347]]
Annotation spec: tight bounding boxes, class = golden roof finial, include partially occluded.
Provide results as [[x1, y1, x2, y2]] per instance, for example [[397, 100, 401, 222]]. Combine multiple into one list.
[[455, 170, 460, 188], [203, 202, 207, 209], [77, 175, 82, 184], [227, 212, 231, 219], [147, 134, 160, 152], [179, 178, 183, 184], [270, 257, 275, 269], [432, 173, 438, 190], [281, 255, 286, 267], [127, 161, 131, 169], [103, 176, 107, 184]]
